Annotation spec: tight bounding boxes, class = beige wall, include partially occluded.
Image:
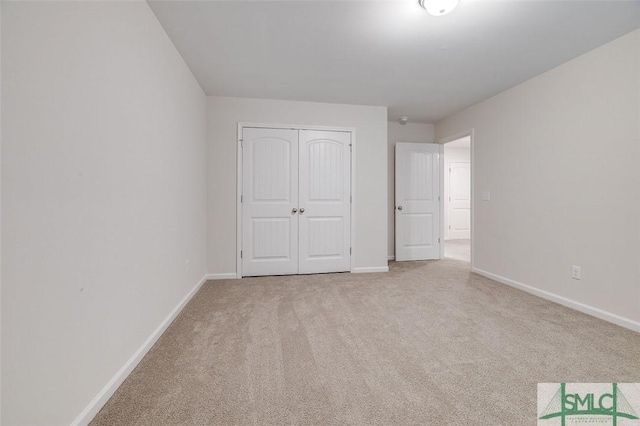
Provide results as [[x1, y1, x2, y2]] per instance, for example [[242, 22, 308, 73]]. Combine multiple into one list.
[[208, 96, 388, 274], [1, 2, 208, 424], [387, 122, 435, 258], [436, 29, 640, 328]]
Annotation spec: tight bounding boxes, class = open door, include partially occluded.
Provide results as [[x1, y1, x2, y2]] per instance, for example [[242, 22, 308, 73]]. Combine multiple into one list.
[[395, 143, 441, 261]]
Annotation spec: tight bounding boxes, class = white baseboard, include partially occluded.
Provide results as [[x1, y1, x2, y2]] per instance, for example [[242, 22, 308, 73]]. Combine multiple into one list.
[[388, 255, 395, 261], [352, 266, 389, 273], [71, 274, 209, 426], [473, 268, 640, 333], [206, 273, 238, 280]]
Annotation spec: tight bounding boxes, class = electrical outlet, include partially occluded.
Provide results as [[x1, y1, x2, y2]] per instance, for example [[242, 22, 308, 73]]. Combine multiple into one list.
[[571, 265, 581, 280]]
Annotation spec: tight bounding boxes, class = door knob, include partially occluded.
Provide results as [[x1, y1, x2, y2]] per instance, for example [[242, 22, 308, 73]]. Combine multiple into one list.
[[292, 208, 298, 214], [397, 206, 403, 210], [299, 208, 305, 214]]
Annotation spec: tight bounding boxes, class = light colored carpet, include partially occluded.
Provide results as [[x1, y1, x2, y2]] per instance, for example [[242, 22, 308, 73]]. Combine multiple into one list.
[[91, 259, 640, 425], [444, 239, 470, 263]]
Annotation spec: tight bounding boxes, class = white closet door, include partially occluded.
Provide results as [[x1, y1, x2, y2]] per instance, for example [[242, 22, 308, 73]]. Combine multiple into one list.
[[242, 128, 299, 277], [298, 130, 351, 274], [395, 143, 441, 261]]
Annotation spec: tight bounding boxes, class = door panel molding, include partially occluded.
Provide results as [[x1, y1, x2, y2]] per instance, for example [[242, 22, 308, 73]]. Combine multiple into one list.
[[237, 123, 356, 278], [448, 161, 471, 239]]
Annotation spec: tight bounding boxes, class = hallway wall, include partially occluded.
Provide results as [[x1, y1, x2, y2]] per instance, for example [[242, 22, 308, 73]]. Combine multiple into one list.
[[208, 96, 389, 275]]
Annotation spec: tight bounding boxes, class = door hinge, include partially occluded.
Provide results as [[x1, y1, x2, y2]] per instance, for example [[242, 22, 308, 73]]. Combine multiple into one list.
[[241, 195, 243, 203], [239, 139, 243, 148], [241, 250, 243, 258], [350, 195, 352, 203], [350, 247, 352, 254], [438, 238, 441, 243], [438, 195, 441, 201], [449, 225, 451, 229]]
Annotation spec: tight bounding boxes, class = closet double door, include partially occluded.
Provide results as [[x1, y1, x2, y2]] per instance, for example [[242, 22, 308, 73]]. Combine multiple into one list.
[[242, 127, 352, 277]]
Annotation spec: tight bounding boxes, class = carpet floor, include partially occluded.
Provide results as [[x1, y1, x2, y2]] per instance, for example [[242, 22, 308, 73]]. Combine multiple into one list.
[[444, 239, 470, 263], [91, 260, 640, 425]]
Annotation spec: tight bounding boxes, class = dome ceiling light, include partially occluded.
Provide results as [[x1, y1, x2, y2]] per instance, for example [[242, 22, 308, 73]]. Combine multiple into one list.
[[418, 0, 459, 16]]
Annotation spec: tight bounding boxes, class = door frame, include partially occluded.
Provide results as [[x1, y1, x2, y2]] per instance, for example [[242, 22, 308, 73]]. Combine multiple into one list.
[[439, 129, 474, 268], [236, 122, 356, 278]]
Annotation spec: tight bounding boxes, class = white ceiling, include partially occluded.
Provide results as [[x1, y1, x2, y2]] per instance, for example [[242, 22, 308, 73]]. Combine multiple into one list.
[[148, 0, 640, 123]]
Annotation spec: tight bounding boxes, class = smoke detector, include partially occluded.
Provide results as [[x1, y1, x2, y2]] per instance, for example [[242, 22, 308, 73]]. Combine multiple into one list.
[[399, 117, 409, 125]]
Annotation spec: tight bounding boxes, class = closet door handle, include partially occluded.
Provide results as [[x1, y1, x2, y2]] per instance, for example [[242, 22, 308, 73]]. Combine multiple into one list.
[[299, 208, 305, 214], [292, 208, 298, 214]]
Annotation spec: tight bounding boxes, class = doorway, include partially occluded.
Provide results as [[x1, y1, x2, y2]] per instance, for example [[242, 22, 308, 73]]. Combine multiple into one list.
[[441, 134, 472, 265]]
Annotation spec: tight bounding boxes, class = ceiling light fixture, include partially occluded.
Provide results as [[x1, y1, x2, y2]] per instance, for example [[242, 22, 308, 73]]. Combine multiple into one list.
[[418, 0, 459, 16], [399, 117, 409, 125]]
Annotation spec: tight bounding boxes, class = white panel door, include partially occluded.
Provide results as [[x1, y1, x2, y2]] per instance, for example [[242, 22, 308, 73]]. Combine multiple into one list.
[[242, 128, 299, 276], [449, 162, 471, 240], [395, 143, 441, 261], [298, 130, 351, 274]]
